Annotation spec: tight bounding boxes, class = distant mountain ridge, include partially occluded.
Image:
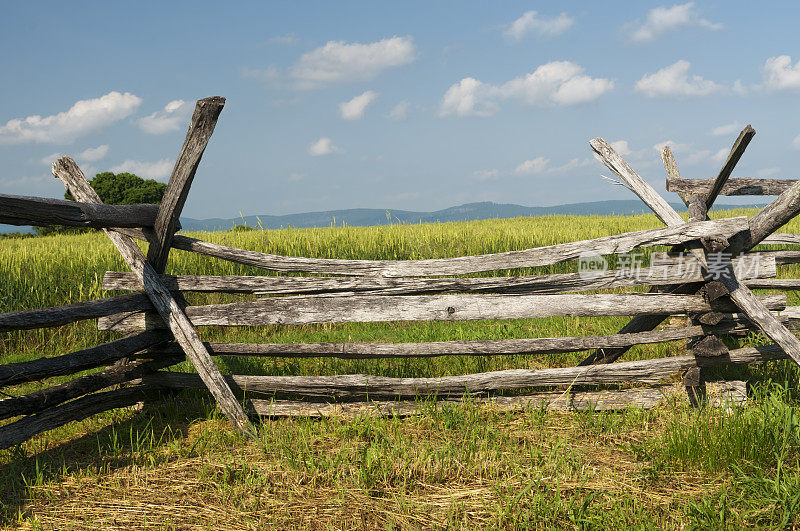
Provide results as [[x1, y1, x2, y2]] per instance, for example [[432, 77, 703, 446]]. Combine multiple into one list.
[[178, 200, 765, 232], [1, 199, 766, 234]]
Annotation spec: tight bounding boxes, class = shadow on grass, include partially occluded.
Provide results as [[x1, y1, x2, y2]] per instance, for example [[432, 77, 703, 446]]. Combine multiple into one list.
[[0, 392, 218, 525]]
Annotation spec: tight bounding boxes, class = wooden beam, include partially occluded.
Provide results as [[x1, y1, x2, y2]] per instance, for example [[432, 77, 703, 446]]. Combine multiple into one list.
[[661, 146, 689, 204], [121, 217, 749, 277], [140, 320, 753, 360], [138, 345, 781, 399], [52, 156, 254, 435], [0, 331, 169, 388], [96, 293, 786, 332], [0, 194, 161, 229], [0, 386, 159, 450], [590, 138, 800, 369], [706, 125, 755, 209], [0, 356, 181, 422], [101, 254, 775, 296], [667, 177, 797, 197], [0, 293, 152, 332], [147, 97, 225, 273], [248, 381, 747, 417]]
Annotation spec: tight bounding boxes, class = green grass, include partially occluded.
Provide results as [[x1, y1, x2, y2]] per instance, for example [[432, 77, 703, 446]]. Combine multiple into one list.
[[2, 209, 800, 528]]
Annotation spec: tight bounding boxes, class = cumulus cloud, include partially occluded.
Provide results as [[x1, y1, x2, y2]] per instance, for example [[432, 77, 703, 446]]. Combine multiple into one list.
[[635, 60, 721, 98], [247, 36, 416, 89], [609, 140, 632, 156], [138, 100, 192, 134], [0, 92, 141, 145], [439, 61, 613, 117], [763, 55, 800, 91], [339, 91, 379, 120], [626, 2, 722, 43], [289, 172, 305, 182], [388, 101, 410, 120], [710, 122, 744, 136], [504, 11, 574, 40], [110, 159, 174, 180], [40, 144, 109, 166], [514, 157, 550, 175], [308, 137, 341, 156], [439, 78, 498, 117]]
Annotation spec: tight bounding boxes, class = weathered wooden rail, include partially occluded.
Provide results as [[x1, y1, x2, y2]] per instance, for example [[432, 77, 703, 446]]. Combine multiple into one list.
[[2, 102, 800, 451]]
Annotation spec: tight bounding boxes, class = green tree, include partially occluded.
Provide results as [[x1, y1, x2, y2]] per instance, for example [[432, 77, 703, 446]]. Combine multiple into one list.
[[37, 172, 167, 236]]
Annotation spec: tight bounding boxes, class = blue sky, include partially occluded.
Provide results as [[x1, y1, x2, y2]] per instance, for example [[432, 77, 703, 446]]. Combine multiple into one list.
[[2, 1, 800, 221]]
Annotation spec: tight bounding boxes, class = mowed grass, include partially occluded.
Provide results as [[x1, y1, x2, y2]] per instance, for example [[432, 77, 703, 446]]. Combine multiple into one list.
[[2, 209, 800, 528]]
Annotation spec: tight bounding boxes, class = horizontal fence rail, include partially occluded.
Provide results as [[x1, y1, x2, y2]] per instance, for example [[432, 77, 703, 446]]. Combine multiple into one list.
[[667, 177, 798, 197], [0, 193, 163, 229], [101, 254, 776, 296], [135, 343, 787, 400], [96, 293, 787, 332], [119, 217, 748, 276]]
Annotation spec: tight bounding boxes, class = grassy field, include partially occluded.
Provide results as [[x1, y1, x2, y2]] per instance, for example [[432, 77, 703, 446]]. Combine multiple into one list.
[[2, 210, 800, 528]]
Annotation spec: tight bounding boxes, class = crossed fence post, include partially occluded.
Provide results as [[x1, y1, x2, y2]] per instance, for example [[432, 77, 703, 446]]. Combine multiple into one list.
[[52, 97, 255, 436]]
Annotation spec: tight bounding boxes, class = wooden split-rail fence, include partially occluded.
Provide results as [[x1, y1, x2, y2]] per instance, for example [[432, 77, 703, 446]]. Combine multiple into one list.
[[2, 99, 800, 449]]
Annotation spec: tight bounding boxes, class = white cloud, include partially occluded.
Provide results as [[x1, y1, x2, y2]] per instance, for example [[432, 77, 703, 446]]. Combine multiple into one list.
[[339, 91, 379, 120], [308, 137, 341, 156], [635, 60, 721, 98], [763, 55, 800, 91], [388, 101, 410, 120], [504, 11, 574, 40], [0, 174, 51, 188], [653, 140, 722, 166], [110, 159, 174, 180], [439, 78, 498, 117], [289, 172, 305, 182], [547, 157, 595, 173], [514, 157, 550, 175], [439, 61, 613, 117], [792, 134, 800, 150], [138, 100, 192, 134], [711, 147, 729, 165], [248, 36, 417, 89], [473, 169, 500, 181], [709, 122, 744, 136], [609, 140, 632, 156], [39, 144, 110, 166], [0, 91, 141, 145], [626, 2, 722, 43]]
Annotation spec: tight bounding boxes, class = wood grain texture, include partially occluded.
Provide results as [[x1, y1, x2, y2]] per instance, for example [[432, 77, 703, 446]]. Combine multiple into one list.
[[0, 357, 181, 422], [248, 381, 747, 417], [667, 177, 797, 197], [140, 320, 753, 360], [101, 254, 775, 297], [0, 194, 160, 229], [139, 346, 775, 399], [52, 156, 253, 435], [706, 125, 755, 209], [760, 233, 800, 245], [661, 146, 688, 203], [593, 139, 800, 369], [147, 97, 226, 273], [0, 386, 158, 450], [96, 293, 786, 332], [0, 293, 152, 332], [0, 331, 169, 388], [591, 138, 684, 226], [121, 218, 749, 277]]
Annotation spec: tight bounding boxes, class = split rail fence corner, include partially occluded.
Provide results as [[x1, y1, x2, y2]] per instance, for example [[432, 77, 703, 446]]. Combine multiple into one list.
[[2, 100, 800, 450]]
